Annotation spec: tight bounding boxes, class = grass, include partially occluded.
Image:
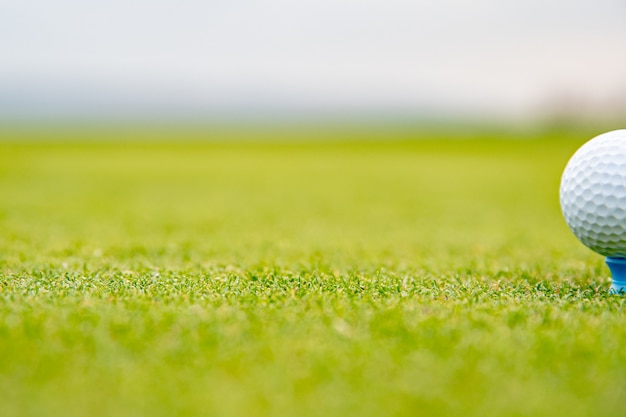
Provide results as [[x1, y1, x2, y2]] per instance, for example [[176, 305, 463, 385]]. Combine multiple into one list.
[[0, 125, 625, 417]]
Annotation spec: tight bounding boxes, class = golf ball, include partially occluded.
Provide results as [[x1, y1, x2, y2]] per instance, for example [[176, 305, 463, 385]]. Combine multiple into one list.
[[560, 129, 626, 257]]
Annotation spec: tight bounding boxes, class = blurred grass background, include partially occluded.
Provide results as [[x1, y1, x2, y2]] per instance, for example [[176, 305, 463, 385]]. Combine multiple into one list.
[[0, 125, 597, 268], [0, 125, 625, 417]]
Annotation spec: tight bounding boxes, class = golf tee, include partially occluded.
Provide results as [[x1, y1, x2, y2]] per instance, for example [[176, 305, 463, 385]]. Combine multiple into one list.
[[606, 257, 626, 294]]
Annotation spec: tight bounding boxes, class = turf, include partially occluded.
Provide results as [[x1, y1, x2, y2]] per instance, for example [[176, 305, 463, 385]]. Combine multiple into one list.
[[0, 126, 625, 417]]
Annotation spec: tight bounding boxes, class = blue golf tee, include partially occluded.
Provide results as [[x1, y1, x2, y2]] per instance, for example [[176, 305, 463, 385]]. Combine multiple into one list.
[[606, 257, 626, 293]]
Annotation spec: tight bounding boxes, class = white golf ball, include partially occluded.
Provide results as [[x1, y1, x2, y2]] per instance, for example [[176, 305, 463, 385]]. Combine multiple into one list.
[[560, 130, 626, 257]]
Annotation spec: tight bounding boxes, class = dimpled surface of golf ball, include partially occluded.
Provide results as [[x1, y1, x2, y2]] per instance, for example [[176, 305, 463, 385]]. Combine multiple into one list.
[[560, 129, 626, 257]]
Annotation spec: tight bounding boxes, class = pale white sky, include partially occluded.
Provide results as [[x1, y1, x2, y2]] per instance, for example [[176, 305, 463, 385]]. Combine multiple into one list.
[[1, 0, 626, 119]]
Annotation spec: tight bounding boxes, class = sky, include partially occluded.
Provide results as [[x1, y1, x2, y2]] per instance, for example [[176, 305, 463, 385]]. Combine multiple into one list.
[[1, 0, 626, 120]]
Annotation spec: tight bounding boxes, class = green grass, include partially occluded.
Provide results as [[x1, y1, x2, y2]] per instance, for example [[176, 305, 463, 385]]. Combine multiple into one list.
[[1, 126, 625, 417]]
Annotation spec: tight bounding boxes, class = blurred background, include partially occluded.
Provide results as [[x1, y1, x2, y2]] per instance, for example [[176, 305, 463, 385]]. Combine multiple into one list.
[[1, 0, 625, 125]]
